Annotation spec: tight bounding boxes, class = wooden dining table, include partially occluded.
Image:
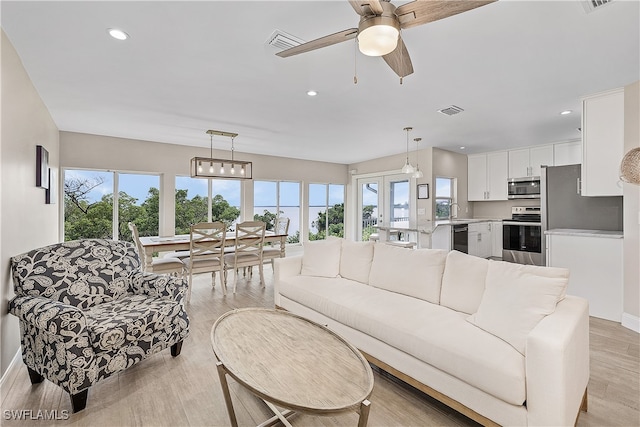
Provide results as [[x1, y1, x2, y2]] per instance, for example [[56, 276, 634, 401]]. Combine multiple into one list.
[[138, 231, 288, 272]]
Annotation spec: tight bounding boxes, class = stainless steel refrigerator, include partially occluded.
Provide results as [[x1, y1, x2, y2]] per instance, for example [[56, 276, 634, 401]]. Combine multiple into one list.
[[540, 164, 624, 264]]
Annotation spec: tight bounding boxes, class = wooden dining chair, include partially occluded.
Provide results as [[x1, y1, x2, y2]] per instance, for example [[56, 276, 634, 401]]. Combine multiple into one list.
[[223, 221, 266, 294], [128, 222, 185, 277], [262, 216, 290, 269], [183, 222, 227, 301]]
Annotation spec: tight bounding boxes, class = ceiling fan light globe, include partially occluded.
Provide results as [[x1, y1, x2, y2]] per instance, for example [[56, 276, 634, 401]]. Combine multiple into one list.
[[358, 16, 400, 57]]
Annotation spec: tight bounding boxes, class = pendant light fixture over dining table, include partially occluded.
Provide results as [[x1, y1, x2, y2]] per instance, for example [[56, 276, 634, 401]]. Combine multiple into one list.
[[190, 130, 253, 179]]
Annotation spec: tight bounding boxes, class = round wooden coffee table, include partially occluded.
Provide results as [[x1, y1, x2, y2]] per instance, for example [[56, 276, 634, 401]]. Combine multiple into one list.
[[211, 308, 374, 427]]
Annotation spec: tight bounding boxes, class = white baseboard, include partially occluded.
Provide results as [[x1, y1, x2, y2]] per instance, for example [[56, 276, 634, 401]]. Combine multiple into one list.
[[0, 349, 22, 405], [621, 312, 640, 333]]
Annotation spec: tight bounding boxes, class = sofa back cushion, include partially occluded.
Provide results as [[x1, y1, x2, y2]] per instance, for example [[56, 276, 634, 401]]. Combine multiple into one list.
[[10, 239, 140, 309], [368, 244, 447, 303], [467, 260, 569, 355], [339, 240, 374, 284], [301, 238, 342, 278], [440, 250, 490, 314]]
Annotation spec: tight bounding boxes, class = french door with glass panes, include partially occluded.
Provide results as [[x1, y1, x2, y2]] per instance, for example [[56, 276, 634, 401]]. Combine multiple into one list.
[[356, 174, 414, 241]]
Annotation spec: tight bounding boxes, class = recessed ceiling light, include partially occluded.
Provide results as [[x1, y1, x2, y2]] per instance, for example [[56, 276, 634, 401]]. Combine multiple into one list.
[[107, 28, 129, 41], [560, 110, 572, 115], [306, 90, 318, 97], [459, 146, 466, 150]]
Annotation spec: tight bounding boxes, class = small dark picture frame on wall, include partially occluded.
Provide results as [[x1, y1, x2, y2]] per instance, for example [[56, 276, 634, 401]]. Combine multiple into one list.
[[417, 183, 429, 199], [46, 168, 57, 204], [36, 145, 49, 189]]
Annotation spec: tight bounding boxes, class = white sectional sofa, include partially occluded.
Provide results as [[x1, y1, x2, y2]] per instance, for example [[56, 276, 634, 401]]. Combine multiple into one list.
[[274, 238, 590, 427]]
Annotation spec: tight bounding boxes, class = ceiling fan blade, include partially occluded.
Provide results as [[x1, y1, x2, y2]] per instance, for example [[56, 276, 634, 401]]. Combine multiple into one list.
[[396, 0, 496, 30], [276, 28, 358, 58], [348, 0, 384, 16], [382, 36, 414, 78]]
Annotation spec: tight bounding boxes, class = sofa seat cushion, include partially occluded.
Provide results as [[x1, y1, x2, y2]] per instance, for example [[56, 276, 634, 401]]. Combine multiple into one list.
[[279, 276, 525, 405], [85, 294, 188, 352]]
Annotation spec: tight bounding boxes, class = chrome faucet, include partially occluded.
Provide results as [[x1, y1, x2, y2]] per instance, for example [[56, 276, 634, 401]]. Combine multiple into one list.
[[450, 203, 461, 218]]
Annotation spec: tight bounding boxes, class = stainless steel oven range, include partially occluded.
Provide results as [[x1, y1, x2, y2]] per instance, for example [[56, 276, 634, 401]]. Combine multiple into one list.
[[502, 206, 543, 266]]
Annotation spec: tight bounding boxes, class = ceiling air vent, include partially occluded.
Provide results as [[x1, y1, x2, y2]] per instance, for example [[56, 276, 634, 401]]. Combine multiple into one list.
[[582, 0, 613, 13], [266, 30, 305, 51], [437, 105, 464, 116]]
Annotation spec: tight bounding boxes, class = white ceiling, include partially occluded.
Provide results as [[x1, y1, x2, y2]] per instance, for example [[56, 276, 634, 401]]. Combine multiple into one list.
[[2, 1, 639, 164]]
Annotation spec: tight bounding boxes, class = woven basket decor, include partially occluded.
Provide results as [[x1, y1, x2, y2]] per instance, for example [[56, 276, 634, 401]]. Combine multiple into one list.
[[620, 147, 640, 185]]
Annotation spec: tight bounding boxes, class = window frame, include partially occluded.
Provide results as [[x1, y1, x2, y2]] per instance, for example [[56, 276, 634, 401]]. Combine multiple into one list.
[[308, 182, 345, 241], [62, 168, 161, 241], [253, 180, 301, 243], [435, 176, 456, 220]]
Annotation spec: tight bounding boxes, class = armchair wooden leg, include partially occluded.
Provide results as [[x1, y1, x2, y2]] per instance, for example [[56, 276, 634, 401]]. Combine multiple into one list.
[[171, 341, 183, 357], [70, 389, 88, 413], [27, 367, 44, 384]]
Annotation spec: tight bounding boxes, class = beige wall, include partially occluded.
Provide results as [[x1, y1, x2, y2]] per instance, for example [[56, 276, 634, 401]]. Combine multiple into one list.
[[60, 131, 349, 238], [1, 31, 60, 378], [623, 81, 640, 327], [60, 131, 348, 182]]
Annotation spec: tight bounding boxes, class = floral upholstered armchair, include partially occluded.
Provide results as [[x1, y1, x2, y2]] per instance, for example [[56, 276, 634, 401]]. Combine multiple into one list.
[[8, 239, 190, 412]]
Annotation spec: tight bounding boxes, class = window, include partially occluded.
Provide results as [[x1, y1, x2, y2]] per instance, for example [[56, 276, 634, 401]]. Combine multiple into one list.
[[308, 183, 345, 240], [279, 181, 300, 243], [63, 170, 160, 242], [118, 173, 160, 240], [253, 180, 278, 226], [254, 180, 301, 243], [64, 170, 114, 241], [175, 176, 208, 234], [175, 177, 241, 234], [435, 177, 455, 219], [211, 179, 241, 226], [388, 179, 409, 224]]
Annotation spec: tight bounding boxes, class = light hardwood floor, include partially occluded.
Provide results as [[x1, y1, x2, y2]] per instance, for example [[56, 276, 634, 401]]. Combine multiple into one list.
[[1, 264, 638, 427]]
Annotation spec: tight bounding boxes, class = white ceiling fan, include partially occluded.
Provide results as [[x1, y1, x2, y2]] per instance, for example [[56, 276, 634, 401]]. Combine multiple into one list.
[[276, 0, 497, 79]]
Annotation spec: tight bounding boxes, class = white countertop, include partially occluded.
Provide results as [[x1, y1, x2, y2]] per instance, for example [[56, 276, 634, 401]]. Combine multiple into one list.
[[376, 218, 504, 234], [545, 228, 623, 239], [434, 218, 502, 227], [375, 223, 433, 233]]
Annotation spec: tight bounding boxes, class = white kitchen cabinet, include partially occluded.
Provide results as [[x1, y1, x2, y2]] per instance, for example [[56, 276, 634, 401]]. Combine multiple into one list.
[[546, 231, 623, 321], [581, 88, 624, 196], [469, 222, 492, 258], [468, 151, 508, 201], [468, 231, 479, 257], [490, 221, 503, 258], [553, 140, 582, 166], [468, 155, 488, 201], [487, 152, 509, 200], [508, 145, 554, 178]]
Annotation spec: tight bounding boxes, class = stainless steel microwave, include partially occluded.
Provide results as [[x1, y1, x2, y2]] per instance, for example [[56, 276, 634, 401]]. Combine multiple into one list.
[[508, 177, 541, 199]]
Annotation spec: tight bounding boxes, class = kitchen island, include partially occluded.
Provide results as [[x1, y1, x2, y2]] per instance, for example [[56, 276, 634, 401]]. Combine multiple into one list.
[[431, 218, 503, 258], [374, 223, 433, 248]]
